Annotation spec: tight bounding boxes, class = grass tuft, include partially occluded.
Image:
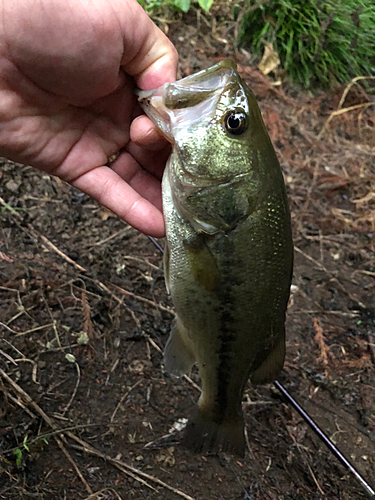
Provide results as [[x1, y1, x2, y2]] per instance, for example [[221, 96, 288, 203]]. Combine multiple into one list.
[[139, 0, 214, 14], [238, 0, 375, 88]]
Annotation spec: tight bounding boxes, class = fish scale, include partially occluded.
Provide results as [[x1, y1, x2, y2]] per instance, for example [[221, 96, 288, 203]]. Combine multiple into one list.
[[138, 60, 293, 455]]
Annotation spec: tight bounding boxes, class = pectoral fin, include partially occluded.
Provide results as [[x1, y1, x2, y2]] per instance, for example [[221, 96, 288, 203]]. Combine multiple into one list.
[[164, 317, 195, 376], [251, 329, 286, 384], [184, 178, 252, 233], [184, 236, 220, 293]]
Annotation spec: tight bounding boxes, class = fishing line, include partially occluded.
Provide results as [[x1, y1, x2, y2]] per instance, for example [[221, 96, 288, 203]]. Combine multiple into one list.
[[274, 380, 375, 499], [148, 236, 164, 254], [147, 235, 375, 499]]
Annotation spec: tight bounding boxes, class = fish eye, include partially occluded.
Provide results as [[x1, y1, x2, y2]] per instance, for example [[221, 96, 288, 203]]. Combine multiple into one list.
[[223, 110, 247, 135]]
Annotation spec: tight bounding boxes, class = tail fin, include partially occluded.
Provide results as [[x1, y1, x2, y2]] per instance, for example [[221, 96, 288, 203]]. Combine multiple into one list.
[[183, 408, 245, 457]]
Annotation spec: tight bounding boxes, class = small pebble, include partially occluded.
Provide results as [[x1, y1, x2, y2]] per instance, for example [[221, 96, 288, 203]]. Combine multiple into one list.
[[5, 179, 20, 192]]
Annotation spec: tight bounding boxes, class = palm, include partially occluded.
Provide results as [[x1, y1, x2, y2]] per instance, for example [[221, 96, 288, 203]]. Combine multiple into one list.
[[0, 0, 177, 237]]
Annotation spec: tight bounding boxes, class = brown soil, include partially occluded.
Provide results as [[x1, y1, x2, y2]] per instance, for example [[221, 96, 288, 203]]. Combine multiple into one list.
[[1, 10, 374, 500]]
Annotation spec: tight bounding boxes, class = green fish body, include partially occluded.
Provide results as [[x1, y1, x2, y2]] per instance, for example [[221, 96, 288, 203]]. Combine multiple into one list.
[[138, 60, 293, 456]]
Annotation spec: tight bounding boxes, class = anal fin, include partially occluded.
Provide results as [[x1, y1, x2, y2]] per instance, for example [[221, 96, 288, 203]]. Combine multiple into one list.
[[163, 317, 195, 377], [251, 329, 286, 385]]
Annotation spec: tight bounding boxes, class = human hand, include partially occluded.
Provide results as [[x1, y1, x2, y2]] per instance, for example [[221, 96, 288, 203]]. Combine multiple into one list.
[[0, 0, 177, 237]]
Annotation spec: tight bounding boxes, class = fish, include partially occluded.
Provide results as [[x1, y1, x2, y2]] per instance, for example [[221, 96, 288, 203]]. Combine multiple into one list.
[[137, 60, 293, 456]]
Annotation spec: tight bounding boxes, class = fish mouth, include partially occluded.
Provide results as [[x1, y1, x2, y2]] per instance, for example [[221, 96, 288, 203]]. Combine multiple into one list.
[[136, 59, 238, 141]]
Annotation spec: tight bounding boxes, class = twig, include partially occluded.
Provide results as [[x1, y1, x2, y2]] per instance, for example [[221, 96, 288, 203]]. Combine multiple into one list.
[[128, 307, 141, 329], [0, 368, 196, 499], [86, 227, 132, 249], [0, 339, 38, 382], [285, 418, 326, 495], [1, 338, 28, 358], [61, 362, 81, 417], [67, 433, 196, 500], [81, 289, 94, 341], [6, 393, 37, 419], [0, 321, 55, 337], [146, 335, 163, 355], [109, 282, 173, 314], [110, 379, 143, 422], [146, 336, 201, 392], [15, 358, 39, 384], [244, 426, 256, 460], [1, 423, 103, 455], [337, 76, 375, 110], [298, 310, 359, 318], [318, 102, 375, 140], [294, 246, 329, 274], [39, 235, 86, 272], [0, 348, 17, 365], [0, 285, 19, 293], [83, 489, 123, 500], [70, 440, 156, 492], [1, 196, 165, 317], [0, 196, 87, 272], [41, 294, 62, 348], [57, 436, 93, 494], [122, 255, 160, 271], [0, 368, 93, 495], [7, 304, 37, 326], [183, 374, 202, 393], [352, 269, 375, 278]]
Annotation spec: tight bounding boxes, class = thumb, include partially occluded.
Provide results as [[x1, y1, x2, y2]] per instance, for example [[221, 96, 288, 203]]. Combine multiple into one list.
[[118, 0, 178, 90]]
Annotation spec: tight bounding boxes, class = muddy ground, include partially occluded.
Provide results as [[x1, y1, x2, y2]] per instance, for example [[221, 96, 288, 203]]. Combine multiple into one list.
[[1, 9, 374, 500]]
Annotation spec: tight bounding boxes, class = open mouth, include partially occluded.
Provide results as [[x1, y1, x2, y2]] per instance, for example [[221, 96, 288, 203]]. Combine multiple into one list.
[[136, 60, 239, 142]]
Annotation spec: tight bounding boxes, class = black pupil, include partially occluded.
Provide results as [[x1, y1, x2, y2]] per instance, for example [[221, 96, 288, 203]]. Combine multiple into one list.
[[225, 112, 246, 135], [228, 114, 241, 129]]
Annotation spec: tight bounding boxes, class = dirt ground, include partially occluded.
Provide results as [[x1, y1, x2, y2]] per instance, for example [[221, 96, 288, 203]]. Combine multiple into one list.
[[1, 10, 374, 500]]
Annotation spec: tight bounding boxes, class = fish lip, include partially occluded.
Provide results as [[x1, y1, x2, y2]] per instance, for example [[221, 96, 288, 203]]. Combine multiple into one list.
[[136, 87, 173, 140], [137, 59, 239, 141], [170, 59, 237, 88], [136, 59, 237, 100], [162, 59, 237, 103]]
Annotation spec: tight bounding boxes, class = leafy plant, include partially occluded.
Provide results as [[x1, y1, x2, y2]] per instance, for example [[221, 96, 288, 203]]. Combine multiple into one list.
[[13, 448, 23, 466], [12, 434, 49, 466], [139, 0, 214, 14], [238, 0, 375, 87], [12, 435, 30, 466]]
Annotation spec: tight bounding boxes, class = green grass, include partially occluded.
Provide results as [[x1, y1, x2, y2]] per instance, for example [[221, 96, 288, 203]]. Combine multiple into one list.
[[138, 0, 213, 14], [238, 0, 375, 87]]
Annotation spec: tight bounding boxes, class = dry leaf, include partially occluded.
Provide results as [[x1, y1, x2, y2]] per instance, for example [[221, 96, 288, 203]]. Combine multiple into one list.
[[258, 42, 280, 76], [99, 208, 116, 221]]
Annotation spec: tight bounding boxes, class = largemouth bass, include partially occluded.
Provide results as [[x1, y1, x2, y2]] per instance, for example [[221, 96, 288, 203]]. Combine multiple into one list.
[[138, 60, 293, 456]]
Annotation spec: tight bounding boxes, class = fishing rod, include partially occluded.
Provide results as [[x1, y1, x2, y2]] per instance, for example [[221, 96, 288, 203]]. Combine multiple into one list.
[[274, 380, 375, 499], [148, 236, 375, 499]]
